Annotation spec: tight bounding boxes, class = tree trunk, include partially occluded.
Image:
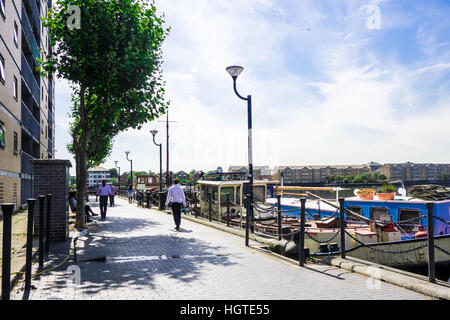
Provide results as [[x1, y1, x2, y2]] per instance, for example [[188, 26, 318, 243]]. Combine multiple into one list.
[[75, 150, 88, 229]]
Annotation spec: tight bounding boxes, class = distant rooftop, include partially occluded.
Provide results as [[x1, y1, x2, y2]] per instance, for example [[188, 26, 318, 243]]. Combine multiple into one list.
[[88, 166, 109, 172]]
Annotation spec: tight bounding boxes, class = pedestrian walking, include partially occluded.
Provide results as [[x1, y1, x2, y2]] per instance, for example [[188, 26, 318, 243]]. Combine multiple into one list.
[[165, 179, 186, 231], [109, 183, 116, 207], [97, 180, 112, 219], [128, 185, 134, 203]]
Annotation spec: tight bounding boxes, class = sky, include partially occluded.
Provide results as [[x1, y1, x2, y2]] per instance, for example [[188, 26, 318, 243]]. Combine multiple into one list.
[[53, 0, 450, 176]]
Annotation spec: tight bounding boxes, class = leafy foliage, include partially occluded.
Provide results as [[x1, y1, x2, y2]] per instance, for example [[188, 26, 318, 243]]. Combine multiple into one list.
[[40, 0, 170, 228]]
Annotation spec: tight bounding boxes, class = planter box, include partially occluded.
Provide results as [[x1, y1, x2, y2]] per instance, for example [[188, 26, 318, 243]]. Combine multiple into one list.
[[377, 192, 395, 200]]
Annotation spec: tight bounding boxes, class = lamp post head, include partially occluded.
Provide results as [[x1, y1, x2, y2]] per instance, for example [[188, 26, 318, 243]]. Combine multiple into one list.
[[114, 160, 118, 167], [125, 151, 131, 160], [226, 65, 244, 79], [150, 130, 158, 137]]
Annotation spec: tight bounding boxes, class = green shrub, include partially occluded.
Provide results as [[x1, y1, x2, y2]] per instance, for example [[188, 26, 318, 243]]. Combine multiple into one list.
[[380, 183, 396, 193]]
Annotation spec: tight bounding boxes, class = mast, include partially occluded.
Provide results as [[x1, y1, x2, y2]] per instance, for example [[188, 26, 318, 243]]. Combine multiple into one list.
[[166, 111, 169, 187]]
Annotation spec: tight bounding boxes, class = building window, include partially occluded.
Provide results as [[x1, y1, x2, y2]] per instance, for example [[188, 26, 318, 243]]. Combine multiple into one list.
[[0, 54, 5, 84], [13, 131, 18, 155], [0, 122, 5, 149], [13, 76, 18, 100], [14, 21, 18, 47], [0, 0, 5, 19]]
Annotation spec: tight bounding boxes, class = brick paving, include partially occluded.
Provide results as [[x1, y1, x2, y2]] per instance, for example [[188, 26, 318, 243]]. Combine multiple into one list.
[[11, 197, 432, 300]]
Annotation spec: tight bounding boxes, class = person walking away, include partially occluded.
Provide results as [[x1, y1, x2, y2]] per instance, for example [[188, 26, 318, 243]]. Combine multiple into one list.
[[165, 180, 186, 231], [109, 183, 116, 207], [128, 185, 134, 204], [97, 180, 112, 219]]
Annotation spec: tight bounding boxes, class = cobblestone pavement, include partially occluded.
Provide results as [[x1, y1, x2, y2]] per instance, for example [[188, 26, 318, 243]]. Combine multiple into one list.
[[11, 197, 432, 300]]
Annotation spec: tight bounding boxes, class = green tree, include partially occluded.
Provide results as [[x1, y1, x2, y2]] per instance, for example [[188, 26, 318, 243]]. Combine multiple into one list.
[[109, 168, 118, 178], [42, 0, 169, 228]]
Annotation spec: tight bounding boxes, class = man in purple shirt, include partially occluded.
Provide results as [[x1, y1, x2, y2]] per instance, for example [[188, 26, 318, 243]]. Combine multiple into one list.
[[97, 180, 112, 219]]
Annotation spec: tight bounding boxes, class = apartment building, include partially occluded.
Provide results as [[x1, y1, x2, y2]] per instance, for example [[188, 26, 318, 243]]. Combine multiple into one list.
[[272, 164, 373, 184], [379, 162, 450, 182], [228, 166, 272, 180], [0, 0, 54, 208], [87, 166, 111, 187]]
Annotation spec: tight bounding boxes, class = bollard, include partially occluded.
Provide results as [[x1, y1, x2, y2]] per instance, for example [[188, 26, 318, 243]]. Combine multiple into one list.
[[45, 194, 52, 254], [159, 191, 164, 211], [226, 193, 230, 227], [208, 192, 212, 222], [1, 204, 14, 300], [146, 191, 151, 209], [299, 198, 306, 267], [38, 195, 45, 268], [277, 194, 282, 241], [245, 195, 250, 247], [25, 199, 36, 292], [426, 202, 435, 283], [339, 198, 346, 259]]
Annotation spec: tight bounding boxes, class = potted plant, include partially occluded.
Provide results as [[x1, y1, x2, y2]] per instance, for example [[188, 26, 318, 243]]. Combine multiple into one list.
[[355, 188, 376, 200], [377, 183, 396, 200]]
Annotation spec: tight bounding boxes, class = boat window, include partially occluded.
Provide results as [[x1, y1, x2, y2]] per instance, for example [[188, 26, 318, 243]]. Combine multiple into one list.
[[201, 187, 207, 201], [370, 207, 388, 221], [398, 209, 421, 233], [209, 186, 218, 201], [348, 206, 362, 215], [220, 187, 234, 204], [236, 186, 241, 205], [253, 186, 266, 202]]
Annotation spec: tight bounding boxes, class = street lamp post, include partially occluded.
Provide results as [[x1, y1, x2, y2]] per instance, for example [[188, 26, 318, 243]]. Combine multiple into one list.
[[226, 65, 254, 245], [150, 130, 164, 210], [125, 151, 133, 191], [114, 160, 121, 196]]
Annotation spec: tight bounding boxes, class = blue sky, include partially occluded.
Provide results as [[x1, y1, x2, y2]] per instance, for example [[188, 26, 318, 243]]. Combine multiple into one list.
[[54, 0, 450, 175]]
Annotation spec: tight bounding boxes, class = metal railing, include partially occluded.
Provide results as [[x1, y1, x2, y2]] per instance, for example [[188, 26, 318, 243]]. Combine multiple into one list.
[[21, 53, 40, 102], [21, 150, 36, 174], [21, 102, 40, 138]]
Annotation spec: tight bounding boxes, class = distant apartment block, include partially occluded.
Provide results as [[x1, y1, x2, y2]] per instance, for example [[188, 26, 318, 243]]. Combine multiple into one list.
[[87, 166, 110, 187], [272, 164, 374, 184], [379, 162, 450, 182], [228, 166, 273, 180], [0, 0, 55, 208]]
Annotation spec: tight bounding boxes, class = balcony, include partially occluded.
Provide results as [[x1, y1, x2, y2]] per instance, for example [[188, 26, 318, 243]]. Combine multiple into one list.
[[21, 53, 40, 103], [21, 4, 39, 57], [23, 0, 41, 39], [21, 102, 40, 138], [21, 150, 36, 175]]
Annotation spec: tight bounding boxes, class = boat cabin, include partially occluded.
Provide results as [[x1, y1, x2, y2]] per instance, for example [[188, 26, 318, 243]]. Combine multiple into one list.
[[198, 180, 279, 220]]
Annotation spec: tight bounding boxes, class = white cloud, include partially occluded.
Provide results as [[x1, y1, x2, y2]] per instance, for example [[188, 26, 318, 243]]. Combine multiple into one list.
[[54, 0, 450, 175]]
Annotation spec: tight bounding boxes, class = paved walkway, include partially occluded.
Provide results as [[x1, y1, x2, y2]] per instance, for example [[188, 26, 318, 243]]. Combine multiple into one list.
[[11, 197, 431, 300]]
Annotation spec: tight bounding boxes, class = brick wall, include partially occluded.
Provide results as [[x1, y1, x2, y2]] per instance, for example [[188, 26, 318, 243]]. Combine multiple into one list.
[[31, 159, 72, 241], [0, 175, 21, 209]]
